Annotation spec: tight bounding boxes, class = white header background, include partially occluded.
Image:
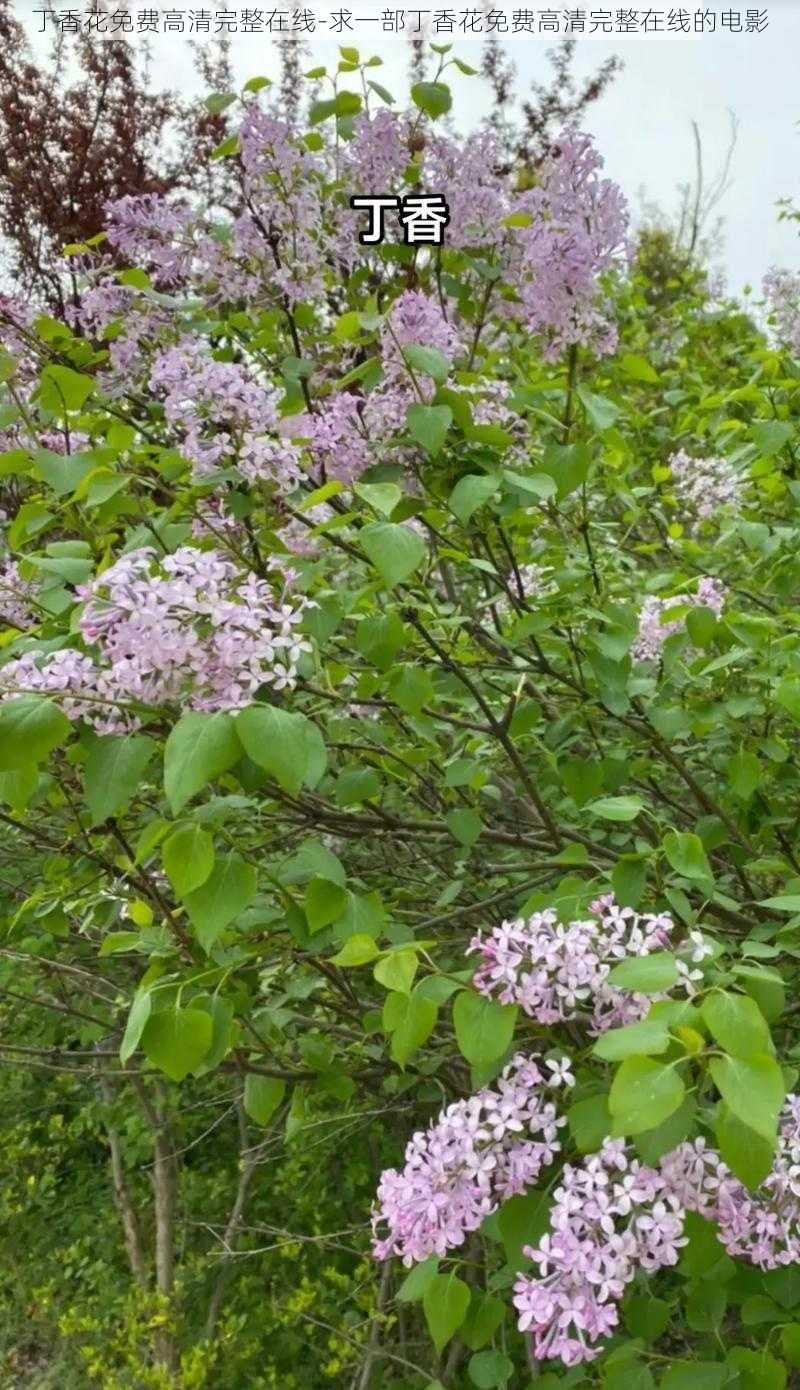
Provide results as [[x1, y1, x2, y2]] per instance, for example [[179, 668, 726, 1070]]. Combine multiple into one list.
[[9, 0, 800, 298]]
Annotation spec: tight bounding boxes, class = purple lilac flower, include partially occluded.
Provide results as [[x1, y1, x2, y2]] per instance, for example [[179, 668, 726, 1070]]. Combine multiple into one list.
[[510, 129, 629, 360], [0, 546, 312, 731], [372, 1054, 566, 1265], [764, 267, 800, 356], [632, 576, 726, 663], [669, 448, 742, 524], [514, 1139, 687, 1366], [468, 895, 691, 1035]]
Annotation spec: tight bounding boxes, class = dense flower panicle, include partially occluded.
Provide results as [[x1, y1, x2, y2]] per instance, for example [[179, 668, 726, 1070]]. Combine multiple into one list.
[[669, 448, 742, 523], [424, 130, 509, 251], [104, 193, 197, 286], [372, 1054, 567, 1266], [238, 109, 328, 303], [511, 129, 629, 359], [517, 1102, 800, 1366], [764, 267, 800, 356], [513, 1139, 687, 1366], [291, 392, 372, 483], [149, 340, 302, 486], [0, 546, 312, 731], [346, 109, 408, 195], [0, 558, 37, 630], [632, 576, 727, 662], [380, 290, 461, 385], [468, 895, 693, 1035]]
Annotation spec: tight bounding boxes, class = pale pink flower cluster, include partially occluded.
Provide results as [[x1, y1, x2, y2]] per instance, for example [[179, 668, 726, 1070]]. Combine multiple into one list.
[[669, 448, 742, 523], [149, 339, 303, 485], [372, 1054, 568, 1265], [0, 546, 312, 731], [662, 1100, 800, 1271], [512, 129, 629, 359], [0, 558, 37, 630], [468, 895, 690, 1035], [764, 267, 800, 356], [514, 1138, 687, 1366], [518, 1102, 800, 1367], [631, 576, 726, 662], [292, 392, 371, 484]]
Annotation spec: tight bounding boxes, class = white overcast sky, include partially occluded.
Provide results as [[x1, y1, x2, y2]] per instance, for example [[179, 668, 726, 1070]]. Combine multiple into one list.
[[12, 0, 800, 296]]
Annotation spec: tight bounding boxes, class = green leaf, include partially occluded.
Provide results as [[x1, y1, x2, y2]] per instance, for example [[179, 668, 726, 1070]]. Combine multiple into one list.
[[367, 80, 395, 105], [360, 521, 426, 588], [587, 795, 643, 821], [374, 948, 418, 996], [304, 876, 348, 933], [236, 705, 326, 795], [663, 831, 713, 883], [243, 1074, 286, 1126], [567, 1093, 612, 1152], [624, 1295, 670, 1341], [497, 1189, 550, 1271], [709, 1054, 785, 1141], [620, 353, 659, 384], [593, 1017, 671, 1061], [781, 1324, 800, 1369], [84, 734, 156, 826], [411, 81, 452, 119], [468, 1350, 513, 1388], [397, 1254, 439, 1302], [164, 712, 241, 814], [775, 679, 800, 721], [388, 665, 435, 716], [162, 824, 215, 899], [140, 1006, 213, 1081], [577, 386, 619, 431], [453, 991, 517, 1066], [728, 749, 762, 800], [423, 1272, 469, 1354], [403, 344, 450, 383], [659, 1365, 728, 1390], [32, 449, 95, 496], [184, 854, 257, 951], [354, 482, 402, 517], [701, 990, 770, 1058], [119, 990, 152, 1064], [406, 403, 452, 455], [37, 364, 94, 413], [726, 1347, 786, 1390], [449, 474, 499, 524], [205, 90, 236, 114], [445, 808, 482, 848], [609, 1057, 685, 1135], [751, 419, 793, 456], [716, 1104, 775, 1189], [0, 696, 70, 770], [461, 1293, 505, 1352], [608, 952, 679, 993], [330, 933, 379, 966], [383, 990, 438, 1065]]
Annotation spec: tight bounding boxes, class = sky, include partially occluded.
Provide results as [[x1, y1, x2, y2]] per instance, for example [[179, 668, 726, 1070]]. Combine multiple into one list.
[[13, 0, 800, 296]]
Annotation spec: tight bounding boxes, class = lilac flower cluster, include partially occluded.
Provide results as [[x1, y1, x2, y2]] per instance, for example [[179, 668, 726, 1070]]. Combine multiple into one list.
[[517, 1101, 800, 1367], [512, 130, 629, 359], [764, 267, 800, 357], [514, 1138, 687, 1366], [468, 895, 696, 1036], [663, 1100, 800, 1271], [0, 546, 312, 731], [631, 576, 726, 662], [149, 339, 303, 485], [669, 448, 742, 524], [0, 557, 37, 631], [372, 1054, 568, 1265]]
